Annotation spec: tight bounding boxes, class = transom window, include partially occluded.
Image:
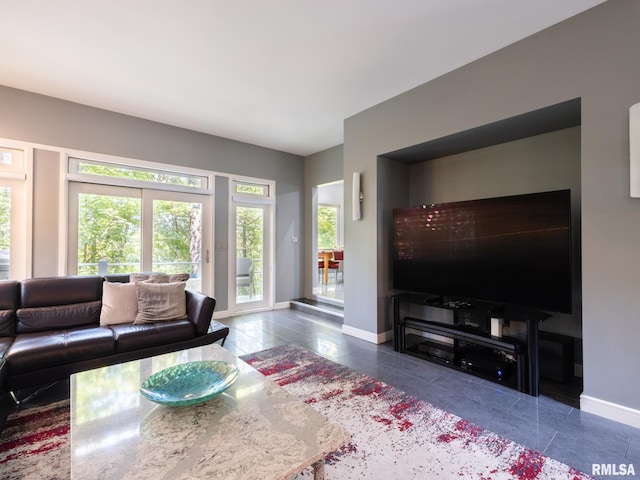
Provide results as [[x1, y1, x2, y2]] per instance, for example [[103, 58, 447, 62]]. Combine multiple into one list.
[[68, 157, 211, 192], [234, 181, 270, 197]]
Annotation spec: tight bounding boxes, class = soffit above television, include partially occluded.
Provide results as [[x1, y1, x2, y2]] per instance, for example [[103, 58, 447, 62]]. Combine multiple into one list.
[[383, 98, 581, 164]]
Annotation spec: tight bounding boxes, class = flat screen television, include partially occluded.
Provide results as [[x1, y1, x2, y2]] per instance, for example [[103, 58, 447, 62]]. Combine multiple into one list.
[[392, 190, 572, 314]]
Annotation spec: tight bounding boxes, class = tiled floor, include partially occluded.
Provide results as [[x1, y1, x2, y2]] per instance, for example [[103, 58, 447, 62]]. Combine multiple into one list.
[[221, 308, 640, 479], [312, 274, 344, 302], [2, 307, 638, 479]]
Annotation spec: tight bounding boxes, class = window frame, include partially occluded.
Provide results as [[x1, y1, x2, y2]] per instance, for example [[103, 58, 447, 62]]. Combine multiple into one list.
[[65, 149, 215, 294], [0, 139, 33, 280]]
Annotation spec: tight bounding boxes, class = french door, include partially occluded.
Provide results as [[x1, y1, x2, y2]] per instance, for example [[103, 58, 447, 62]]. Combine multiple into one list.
[[230, 191, 273, 312], [68, 183, 212, 293]]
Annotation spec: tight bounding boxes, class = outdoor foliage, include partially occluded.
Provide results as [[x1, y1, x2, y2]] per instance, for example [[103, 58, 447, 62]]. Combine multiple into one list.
[[76, 164, 203, 276], [317, 205, 338, 250], [78, 163, 202, 187], [236, 206, 264, 297], [78, 193, 141, 275], [0, 187, 9, 251], [153, 200, 201, 275]]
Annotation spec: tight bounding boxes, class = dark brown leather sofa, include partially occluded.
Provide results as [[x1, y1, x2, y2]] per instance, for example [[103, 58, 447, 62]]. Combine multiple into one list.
[[0, 275, 228, 400]]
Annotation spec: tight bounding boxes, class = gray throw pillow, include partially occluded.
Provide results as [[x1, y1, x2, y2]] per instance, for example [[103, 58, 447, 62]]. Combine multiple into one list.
[[134, 281, 188, 324]]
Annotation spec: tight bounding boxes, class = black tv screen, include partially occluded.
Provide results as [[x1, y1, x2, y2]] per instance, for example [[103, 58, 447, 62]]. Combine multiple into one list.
[[393, 190, 572, 313]]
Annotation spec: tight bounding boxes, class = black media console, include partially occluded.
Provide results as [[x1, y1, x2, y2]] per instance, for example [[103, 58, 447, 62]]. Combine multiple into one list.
[[392, 294, 550, 396]]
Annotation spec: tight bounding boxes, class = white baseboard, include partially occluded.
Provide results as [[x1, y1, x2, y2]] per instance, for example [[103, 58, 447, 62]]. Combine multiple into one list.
[[580, 394, 640, 429], [213, 302, 288, 320], [212, 309, 231, 320], [342, 325, 393, 344]]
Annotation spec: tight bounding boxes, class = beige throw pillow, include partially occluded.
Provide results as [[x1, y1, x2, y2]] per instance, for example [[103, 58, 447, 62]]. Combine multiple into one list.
[[100, 282, 138, 325], [134, 281, 188, 324]]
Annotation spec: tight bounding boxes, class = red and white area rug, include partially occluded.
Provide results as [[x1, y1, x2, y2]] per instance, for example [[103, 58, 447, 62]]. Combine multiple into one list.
[[0, 344, 592, 479], [241, 344, 592, 480], [0, 399, 69, 480]]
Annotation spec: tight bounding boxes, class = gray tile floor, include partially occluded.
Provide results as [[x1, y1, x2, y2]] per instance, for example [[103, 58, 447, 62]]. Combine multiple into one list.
[[221, 308, 640, 480]]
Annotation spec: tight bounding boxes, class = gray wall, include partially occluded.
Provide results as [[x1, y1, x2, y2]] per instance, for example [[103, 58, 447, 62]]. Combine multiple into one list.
[[214, 176, 230, 310], [0, 85, 305, 305], [32, 148, 62, 277], [343, 0, 640, 411]]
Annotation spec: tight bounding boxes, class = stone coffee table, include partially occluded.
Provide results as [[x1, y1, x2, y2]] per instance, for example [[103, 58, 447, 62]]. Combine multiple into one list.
[[70, 344, 350, 479]]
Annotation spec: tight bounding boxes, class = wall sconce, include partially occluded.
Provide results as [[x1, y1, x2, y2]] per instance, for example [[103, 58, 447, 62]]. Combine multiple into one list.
[[352, 172, 364, 220], [631, 102, 640, 197]]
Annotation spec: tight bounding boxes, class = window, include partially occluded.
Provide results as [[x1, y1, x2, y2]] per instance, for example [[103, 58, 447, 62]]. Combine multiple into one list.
[[234, 181, 269, 197], [68, 157, 212, 192], [0, 186, 10, 279], [0, 143, 30, 280], [317, 204, 340, 250], [230, 179, 275, 312], [67, 154, 213, 293]]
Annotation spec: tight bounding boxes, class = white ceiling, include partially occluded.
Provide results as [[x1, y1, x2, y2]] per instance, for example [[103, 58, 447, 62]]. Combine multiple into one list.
[[0, 0, 605, 156]]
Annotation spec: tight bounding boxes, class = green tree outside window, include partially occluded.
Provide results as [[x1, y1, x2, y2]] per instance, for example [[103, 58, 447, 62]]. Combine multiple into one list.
[[318, 205, 338, 250]]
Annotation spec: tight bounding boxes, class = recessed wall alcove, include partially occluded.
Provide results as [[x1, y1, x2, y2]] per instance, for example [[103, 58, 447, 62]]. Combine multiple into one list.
[[382, 98, 583, 406], [383, 98, 581, 164]]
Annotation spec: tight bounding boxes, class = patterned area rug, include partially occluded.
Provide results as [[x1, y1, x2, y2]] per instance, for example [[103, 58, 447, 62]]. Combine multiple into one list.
[[241, 345, 592, 480], [0, 399, 70, 480], [0, 344, 592, 479]]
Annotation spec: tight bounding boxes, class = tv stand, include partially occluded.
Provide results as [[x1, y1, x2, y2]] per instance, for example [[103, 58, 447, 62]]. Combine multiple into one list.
[[392, 294, 549, 396]]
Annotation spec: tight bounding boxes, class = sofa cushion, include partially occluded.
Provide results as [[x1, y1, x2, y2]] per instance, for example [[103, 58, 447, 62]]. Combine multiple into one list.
[[0, 358, 6, 388], [0, 336, 13, 358], [0, 310, 16, 336], [109, 320, 194, 353], [100, 282, 138, 326], [16, 301, 102, 334], [0, 280, 19, 310], [20, 276, 103, 307], [134, 281, 187, 324], [5, 326, 115, 374]]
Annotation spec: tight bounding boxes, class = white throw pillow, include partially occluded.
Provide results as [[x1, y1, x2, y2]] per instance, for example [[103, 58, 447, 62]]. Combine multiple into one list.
[[100, 281, 138, 325], [134, 281, 188, 324]]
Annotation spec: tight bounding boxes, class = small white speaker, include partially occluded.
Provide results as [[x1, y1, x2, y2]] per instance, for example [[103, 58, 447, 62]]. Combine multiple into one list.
[[490, 317, 503, 338], [631, 102, 640, 197], [352, 172, 362, 221]]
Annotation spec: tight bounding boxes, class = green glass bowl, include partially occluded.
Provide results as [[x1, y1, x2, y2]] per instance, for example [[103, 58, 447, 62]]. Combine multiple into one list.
[[140, 360, 240, 407]]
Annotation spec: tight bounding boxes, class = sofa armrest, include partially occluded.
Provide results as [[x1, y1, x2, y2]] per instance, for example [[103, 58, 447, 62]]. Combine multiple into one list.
[[185, 290, 216, 336]]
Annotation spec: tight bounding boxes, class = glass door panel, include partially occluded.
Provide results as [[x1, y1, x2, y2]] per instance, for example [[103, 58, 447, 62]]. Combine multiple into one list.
[[235, 205, 264, 305], [69, 184, 212, 294], [69, 183, 142, 275], [0, 186, 10, 280], [151, 197, 206, 292]]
